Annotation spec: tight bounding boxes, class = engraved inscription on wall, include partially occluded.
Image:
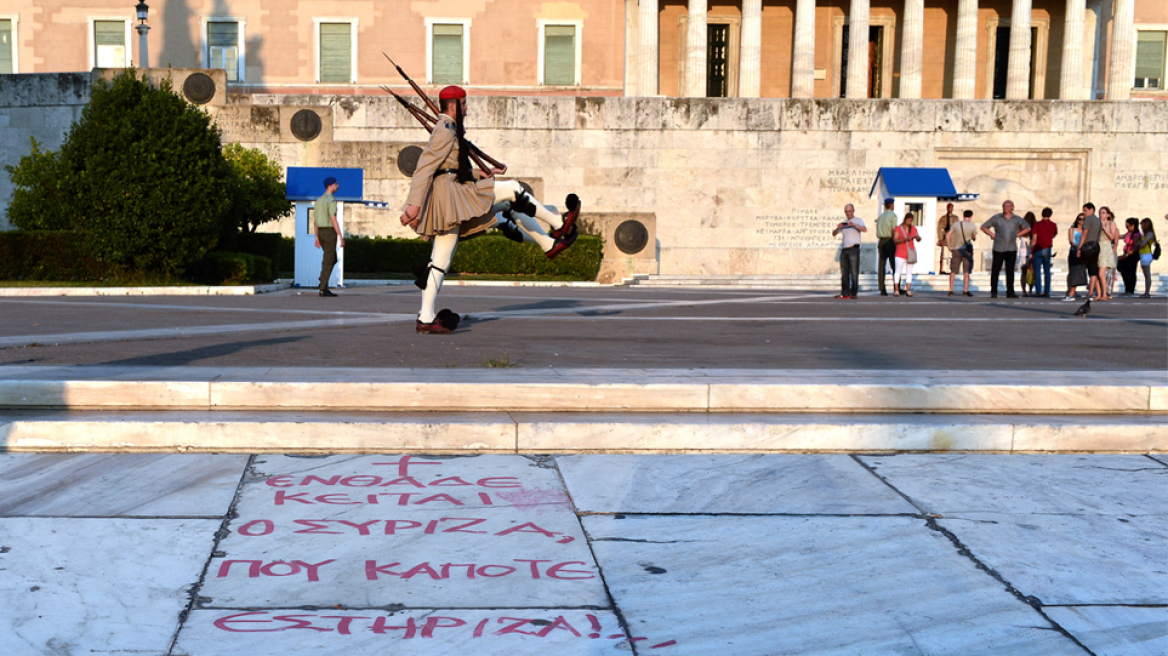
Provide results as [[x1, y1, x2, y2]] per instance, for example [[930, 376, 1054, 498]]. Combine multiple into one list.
[[823, 169, 871, 194], [755, 209, 837, 249], [1116, 173, 1168, 190]]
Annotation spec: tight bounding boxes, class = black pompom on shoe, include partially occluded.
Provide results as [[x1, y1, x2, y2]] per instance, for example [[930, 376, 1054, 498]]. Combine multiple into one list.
[[436, 308, 461, 331]]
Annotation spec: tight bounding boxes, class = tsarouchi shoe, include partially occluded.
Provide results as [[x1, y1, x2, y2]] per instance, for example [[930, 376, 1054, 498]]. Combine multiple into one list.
[[551, 194, 581, 239], [416, 319, 453, 334], [545, 224, 579, 259]]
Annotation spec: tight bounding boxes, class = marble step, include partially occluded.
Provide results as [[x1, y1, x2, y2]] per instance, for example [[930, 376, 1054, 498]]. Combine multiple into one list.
[[1, 411, 1162, 453], [628, 273, 1168, 292], [0, 367, 1163, 415]]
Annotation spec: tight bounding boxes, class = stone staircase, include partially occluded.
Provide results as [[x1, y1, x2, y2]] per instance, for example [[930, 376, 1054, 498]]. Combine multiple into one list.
[[624, 272, 1168, 293]]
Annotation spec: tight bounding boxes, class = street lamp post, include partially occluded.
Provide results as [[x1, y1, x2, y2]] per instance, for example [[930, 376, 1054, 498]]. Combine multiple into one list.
[[135, 1, 150, 69]]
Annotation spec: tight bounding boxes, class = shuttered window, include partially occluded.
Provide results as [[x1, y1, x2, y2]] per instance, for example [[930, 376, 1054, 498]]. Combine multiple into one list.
[[94, 20, 126, 68], [320, 22, 352, 83], [0, 20, 12, 74], [207, 21, 239, 81], [432, 23, 463, 84], [543, 25, 575, 86], [1135, 30, 1166, 90]]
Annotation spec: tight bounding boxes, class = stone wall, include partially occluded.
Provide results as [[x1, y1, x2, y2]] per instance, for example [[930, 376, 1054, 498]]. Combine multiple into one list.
[[0, 73, 91, 230], [221, 94, 1167, 276], [3, 73, 1167, 278]]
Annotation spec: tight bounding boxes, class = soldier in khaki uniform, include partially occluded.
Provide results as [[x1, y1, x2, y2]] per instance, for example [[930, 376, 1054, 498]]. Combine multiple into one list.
[[401, 86, 580, 334], [314, 176, 343, 297]]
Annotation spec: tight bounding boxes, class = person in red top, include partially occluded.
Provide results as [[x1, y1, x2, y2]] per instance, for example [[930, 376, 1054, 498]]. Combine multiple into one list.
[[892, 213, 922, 297], [1030, 207, 1059, 297]]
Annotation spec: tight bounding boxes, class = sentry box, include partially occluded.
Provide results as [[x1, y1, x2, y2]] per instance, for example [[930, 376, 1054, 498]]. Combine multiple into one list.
[[285, 167, 364, 288], [869, 168, 978, 275]]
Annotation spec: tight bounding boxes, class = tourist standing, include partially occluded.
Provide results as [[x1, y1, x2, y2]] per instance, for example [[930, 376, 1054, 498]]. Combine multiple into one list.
[[832, 203, 866, 299], [1098, 206, 1119, 299], [1117, 218, 1142, 296], [947, 209, 977, 297], [893, 213, 921, 297], [937, 202, 957, 275], [1079, 203, 1104, 300], [980, 200, 1031, 298], [875, 198, 898, 296], [1138, 218, 1159, 298], [1030, 207, 1058, 297], [1064, 214, 1086, 300], [1019, 211, 1036, 296]]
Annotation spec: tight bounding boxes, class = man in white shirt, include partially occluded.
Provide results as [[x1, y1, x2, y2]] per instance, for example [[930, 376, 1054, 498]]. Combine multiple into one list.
[[832, 204, 867, 299]]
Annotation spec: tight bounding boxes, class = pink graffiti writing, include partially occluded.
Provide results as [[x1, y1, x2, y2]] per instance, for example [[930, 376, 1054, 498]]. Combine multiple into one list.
[[235, 517, 575, 544], [364, 559, 594, 581], [212, 611, 677, 648]]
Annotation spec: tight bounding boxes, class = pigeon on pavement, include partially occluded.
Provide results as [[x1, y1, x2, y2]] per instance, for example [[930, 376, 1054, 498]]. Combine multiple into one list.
[[1074, 299, 1091, 318]]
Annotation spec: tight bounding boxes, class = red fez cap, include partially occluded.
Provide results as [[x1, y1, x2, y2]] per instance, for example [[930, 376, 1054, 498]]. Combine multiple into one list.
[[438, 85, 466, 100]]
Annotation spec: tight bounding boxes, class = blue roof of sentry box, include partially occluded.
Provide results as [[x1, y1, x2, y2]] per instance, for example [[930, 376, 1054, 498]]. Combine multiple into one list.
[[285, 167, 364, 201], [869, 167, 958, 199]]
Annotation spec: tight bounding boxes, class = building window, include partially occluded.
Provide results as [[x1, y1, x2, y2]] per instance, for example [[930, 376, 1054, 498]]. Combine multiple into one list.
[[93, 19, 129, 68], [0, 17, 14, 74], [1135, 30, 1166, 90], [540, 22, 580, 86], [204, 19, 243, 82], [677, 15, 740, 97], [427, 19, 469, 84], [317, 20, 356, 84]]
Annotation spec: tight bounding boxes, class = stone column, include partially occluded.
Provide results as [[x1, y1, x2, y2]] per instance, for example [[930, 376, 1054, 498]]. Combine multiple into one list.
[[1106, 0, 1134, 100], [791, 0, 816, 97], [1006, 0, 1033, 99], [952, 0, 978, 98], [846, 0, 870, 98], [1060, 0, 1086, 99], [739, 0, 762, 97], [684, 0, 709, 96], [900, 0, 924, 97], [639, 0, 659, 95]]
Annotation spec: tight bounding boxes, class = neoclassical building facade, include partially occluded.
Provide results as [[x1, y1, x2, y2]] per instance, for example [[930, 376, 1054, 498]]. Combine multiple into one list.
[[628, 0, 1166, 100], [0, 1, 1163, 100]]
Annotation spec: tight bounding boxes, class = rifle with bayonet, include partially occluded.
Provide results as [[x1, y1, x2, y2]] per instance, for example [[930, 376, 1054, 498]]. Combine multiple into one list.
[[382, 54, 506, 176]]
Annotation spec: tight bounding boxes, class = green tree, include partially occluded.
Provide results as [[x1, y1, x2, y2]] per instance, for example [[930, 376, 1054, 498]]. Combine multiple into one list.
[[223, 143, 292, 233], [5, 138, 73, 231], [5, 70, 232, 278]]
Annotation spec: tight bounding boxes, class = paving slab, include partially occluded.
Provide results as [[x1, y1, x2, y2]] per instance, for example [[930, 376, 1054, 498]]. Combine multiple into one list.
[[199, 455, 607, 608], [0, 517, 219, 656], [173, 609, 646, 656], [1043, 606, 1168, 656], [0, 453, 247, 516], [935, 513, 1168, 605], [582, 514, 1082, 655], [557, 454, 916, 514], [857, 454, 1167, 515]]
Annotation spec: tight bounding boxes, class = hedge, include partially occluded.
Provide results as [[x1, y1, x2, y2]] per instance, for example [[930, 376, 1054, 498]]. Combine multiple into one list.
[[0, 231, 110, 281], [1, 231, 603, 283], [187, 251, 273, 285], [256, 234, 603, 279]]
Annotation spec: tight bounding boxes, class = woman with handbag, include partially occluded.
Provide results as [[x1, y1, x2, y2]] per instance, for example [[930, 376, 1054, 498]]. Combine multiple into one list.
[[893, 213, 922, 297], [1117, 218, 1142, 296], [1064, 214, 1087, 301], [1098, 206, 1119, 299], [1138, 218, 1159, 298]]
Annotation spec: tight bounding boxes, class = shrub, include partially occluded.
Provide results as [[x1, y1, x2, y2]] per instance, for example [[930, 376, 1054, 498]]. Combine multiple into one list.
[[336, 234, 602, 279], [0, 231, 109, 281], [187, 251, 273, 285], [5, 70, 232, 278], [223, 143, 292, 235]]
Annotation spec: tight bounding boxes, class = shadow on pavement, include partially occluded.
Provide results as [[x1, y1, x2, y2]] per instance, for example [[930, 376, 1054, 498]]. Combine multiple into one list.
[[97, 336, 307, 367]]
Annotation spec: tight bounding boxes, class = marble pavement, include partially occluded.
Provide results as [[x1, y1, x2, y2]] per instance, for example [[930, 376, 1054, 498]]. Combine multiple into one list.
[[1, 452, 1164, 655]]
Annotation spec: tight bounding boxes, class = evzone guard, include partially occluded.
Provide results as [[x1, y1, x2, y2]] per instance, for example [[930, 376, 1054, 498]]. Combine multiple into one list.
[[399, 84, 581, 334]]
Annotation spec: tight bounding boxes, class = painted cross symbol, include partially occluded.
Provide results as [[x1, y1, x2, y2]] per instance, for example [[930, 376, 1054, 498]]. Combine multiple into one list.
[[372, 456, 443, 476]]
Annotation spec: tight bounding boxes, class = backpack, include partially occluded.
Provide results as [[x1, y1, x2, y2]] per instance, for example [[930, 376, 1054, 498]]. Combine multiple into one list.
[[1154, 241, 1162, 261]]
